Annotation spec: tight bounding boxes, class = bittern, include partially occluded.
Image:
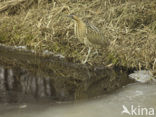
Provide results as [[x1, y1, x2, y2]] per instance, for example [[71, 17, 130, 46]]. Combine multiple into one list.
[[69, 15, 107, 64]]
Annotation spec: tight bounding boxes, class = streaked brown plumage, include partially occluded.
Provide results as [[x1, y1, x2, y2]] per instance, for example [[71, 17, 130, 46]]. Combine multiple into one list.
[[69, 15, 107, 63]]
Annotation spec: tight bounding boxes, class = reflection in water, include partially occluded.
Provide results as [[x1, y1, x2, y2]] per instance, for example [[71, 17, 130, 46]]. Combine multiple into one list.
[[0, 65, 133, 102], [0, 83, 156, 117], [0, 66, 57, 102]]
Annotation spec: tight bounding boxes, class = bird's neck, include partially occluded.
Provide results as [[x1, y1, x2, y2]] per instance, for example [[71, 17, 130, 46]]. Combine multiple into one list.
[[75, 19, 86, 29], [73, 16, 80, 22]]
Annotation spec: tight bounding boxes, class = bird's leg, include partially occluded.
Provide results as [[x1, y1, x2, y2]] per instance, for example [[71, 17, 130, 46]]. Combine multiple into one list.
[[82, 47, 92, 64], [80, 47, 86, 53]]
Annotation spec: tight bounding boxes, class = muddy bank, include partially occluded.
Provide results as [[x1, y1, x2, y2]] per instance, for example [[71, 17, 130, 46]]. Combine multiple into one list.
[[0, 44, 133, 102]]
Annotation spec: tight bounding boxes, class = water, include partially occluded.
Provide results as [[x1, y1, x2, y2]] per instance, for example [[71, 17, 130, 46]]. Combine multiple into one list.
[[1, 83, 156, 117]]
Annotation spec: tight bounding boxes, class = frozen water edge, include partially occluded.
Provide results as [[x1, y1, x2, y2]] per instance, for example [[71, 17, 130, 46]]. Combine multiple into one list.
[[129, 70, 156, 83], [0, 83, 156, 117]]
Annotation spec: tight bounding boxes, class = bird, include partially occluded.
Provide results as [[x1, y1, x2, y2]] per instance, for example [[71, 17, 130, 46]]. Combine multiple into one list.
[[68, 14, 108, 64]]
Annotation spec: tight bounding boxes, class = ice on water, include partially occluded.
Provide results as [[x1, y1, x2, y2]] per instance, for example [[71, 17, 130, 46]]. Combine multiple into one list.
[[129, 70, 156, 83]]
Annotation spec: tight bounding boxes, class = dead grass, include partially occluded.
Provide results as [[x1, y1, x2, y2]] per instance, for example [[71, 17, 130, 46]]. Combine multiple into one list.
[[0, 0, 156, 71]]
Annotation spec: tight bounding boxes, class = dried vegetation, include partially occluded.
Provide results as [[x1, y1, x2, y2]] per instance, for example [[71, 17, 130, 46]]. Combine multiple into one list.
[[0, 0, 156, 71]]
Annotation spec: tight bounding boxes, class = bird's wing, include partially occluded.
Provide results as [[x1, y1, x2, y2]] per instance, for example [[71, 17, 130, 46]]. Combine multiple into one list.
[[86, 22, 100, 33], [86, 23, 107, 46]]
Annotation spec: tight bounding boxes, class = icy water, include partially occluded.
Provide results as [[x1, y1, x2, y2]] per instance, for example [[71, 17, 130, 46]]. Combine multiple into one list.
[[1, 83, 156, 117]]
